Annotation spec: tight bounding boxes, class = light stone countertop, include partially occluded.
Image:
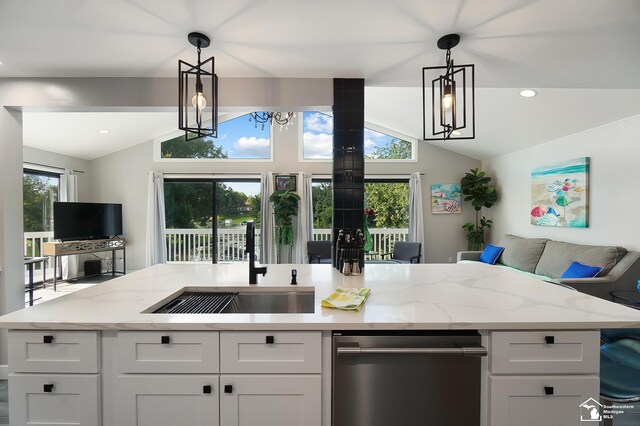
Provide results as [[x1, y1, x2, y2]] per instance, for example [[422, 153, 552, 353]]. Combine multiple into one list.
[[0, 263, 639, 330]]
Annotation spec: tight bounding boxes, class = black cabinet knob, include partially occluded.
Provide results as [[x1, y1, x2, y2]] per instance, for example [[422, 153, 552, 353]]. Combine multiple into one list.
[[43, 384, 54, 393], [224, 385, 233, 394], [266, 335, 274, 344], [203, 385, 212, 394], [544, 386, 554, 395], [43, 335, 54, 344], [544, 336, 555, 344], [161, 335, 171, 344]]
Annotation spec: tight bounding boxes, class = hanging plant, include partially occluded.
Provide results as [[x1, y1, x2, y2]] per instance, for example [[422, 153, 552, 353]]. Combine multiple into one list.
[[269, 189, 301, 263]]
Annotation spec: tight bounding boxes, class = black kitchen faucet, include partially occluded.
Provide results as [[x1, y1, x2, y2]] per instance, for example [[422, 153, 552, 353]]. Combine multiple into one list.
[[246, 222, 267, 284]]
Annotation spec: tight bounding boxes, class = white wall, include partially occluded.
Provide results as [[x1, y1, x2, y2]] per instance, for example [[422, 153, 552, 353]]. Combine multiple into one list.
[[89, 118, 480, 270], [23, 146, 91, 200], [483, 114, 640, 251]]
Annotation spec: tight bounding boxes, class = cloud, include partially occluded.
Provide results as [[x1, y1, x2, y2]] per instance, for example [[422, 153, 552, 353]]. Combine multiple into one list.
[[233, 137, 270, 158], [365, 128, 385, 140], [303, 132, 332, 159], [304, 113, 333, 133]]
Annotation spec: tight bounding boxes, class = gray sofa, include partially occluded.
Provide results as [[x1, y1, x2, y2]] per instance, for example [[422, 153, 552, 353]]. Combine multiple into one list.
[[457, 234, 640, 301]]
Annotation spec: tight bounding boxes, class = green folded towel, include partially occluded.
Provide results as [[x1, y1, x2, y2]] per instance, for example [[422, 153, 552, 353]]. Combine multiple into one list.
[[321, 287, 371, 312]]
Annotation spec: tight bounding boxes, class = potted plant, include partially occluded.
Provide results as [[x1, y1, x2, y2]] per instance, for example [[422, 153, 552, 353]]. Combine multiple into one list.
[[269, 189, 301, 263], [461, 168, 498, 251]]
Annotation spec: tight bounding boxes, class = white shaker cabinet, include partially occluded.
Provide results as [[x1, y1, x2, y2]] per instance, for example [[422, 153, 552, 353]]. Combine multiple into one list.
[[485, 330, 601, 426], [220, 375, 322, 426]]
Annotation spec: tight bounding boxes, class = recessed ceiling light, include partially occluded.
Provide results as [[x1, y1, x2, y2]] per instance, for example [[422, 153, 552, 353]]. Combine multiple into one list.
[[452, 130, 462, 136], [98, 129, 111, 134], [520, 89, 537, 98]]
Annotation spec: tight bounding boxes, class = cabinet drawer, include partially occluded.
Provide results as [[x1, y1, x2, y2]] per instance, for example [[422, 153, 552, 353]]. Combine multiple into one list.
[[117, 331, 219, 373], [220, 331, 321, 373], [490, 330, 599, 374], [9, 373, 101, 426], [8, 330, 100, 373], [489, 375, 599, 426]]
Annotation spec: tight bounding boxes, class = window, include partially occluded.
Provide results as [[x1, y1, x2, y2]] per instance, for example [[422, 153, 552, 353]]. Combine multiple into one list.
[[302, 111, 415, 161], [311, 179, 332, 241], [164, 179, 261, 263], [23, 169, 60, 284], [160, 112, 271, 160], [364, 180, 409, 229]]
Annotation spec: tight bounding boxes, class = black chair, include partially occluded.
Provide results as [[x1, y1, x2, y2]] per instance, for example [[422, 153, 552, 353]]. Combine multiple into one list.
[[381, 242, 421, 264], [307, 240, 332, 264]]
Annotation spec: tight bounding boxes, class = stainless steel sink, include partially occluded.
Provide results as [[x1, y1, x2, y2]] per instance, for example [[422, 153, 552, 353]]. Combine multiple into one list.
[[152, 290, 315, 314], [221, 291, 314, 314]]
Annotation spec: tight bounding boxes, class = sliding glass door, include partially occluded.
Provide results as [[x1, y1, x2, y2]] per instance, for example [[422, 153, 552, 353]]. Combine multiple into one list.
[[164, 179, 261, 263]]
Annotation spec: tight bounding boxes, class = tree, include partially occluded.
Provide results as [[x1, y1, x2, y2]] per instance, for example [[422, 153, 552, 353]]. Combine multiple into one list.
[[161, 134, 229, 159], [364, 182, 409, 228], [366, 138, 412, 160], [312, 183, 333, 228], [461, 168, 498, 250], [23, 174, 58, 232]]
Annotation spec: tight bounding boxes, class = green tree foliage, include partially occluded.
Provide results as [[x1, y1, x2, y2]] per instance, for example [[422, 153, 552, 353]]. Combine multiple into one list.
[[248, 194, 261, 224], [216, 184, 248, 218], [161, 134, 229, 159], [312, 183, 333, 228], [366, 138, 412, 160], [23, 174, 58, 232], [364, 182, 409, 228]]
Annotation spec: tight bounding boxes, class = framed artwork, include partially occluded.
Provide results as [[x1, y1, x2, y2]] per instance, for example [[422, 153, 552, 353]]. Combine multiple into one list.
[[275, 174, 297, 191], [431, 183, 462, 214], [531, 157, 589, 227]]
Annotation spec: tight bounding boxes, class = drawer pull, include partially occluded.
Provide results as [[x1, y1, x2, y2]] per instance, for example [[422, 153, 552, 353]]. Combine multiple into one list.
[[203, 385, 212, 394], [43, 335, 54, 344], [224, 385, 233, 394], [161, 335, 171, 344], [544, 386, 554, 395], [544, 336, 555, 344], [266, 335, 275, 344], [43, 384, 54, 393]]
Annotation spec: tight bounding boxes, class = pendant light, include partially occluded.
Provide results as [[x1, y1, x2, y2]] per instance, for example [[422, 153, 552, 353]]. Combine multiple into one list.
[[178, 32, 218, 140], [422, 34, 475, 140]]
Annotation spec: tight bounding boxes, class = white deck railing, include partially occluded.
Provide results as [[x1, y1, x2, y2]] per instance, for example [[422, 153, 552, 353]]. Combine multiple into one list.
[[164, 227, 408, 262]]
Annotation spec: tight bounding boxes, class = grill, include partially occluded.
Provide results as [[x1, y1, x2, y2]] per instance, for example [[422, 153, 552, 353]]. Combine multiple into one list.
[[153, 292, 237, 314]]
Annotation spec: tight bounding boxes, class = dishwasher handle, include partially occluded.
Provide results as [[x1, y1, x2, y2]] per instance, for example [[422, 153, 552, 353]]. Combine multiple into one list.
[[336, 344, 488, 357]]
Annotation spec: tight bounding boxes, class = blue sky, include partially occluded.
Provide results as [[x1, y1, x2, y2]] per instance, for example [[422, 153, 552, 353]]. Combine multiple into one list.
[[302, 112, 403, 159], [215, 112, 270, 159]]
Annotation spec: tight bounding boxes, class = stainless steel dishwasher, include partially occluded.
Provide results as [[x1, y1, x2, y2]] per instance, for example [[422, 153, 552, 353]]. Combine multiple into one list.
[[332, 331, 487, 426]]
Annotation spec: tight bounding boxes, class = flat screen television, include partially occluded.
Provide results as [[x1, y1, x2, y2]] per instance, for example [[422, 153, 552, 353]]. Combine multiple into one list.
[[53, 202, 123, 241]]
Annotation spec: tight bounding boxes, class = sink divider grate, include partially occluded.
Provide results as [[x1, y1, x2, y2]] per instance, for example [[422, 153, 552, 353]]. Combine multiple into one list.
[[154, 292, 238, 314]]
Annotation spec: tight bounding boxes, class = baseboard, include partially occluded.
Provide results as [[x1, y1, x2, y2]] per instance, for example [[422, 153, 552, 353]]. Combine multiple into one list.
[[0, 365, 8, 380]]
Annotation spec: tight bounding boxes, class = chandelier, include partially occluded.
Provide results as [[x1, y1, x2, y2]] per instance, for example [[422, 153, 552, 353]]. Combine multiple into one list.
[[178, 32, 218, 140], [422, 34, 475, 141], [249, 112, 296, 131]]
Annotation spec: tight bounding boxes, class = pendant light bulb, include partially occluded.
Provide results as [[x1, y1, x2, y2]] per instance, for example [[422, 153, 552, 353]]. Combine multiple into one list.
[[192, 92, 207, 111], [442, 84, 454, 110]]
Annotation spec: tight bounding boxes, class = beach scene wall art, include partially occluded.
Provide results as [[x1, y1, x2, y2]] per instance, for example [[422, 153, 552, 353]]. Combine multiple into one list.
[[531, 157, 589, 227], [431, 183, 462, 214]]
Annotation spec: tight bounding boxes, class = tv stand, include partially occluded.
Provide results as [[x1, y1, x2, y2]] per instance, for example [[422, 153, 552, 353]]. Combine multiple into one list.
[[43, 237, 126, 291]]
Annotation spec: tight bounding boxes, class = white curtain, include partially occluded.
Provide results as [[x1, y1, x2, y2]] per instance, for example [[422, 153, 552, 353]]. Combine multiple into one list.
[[408, 172, 426, 263], [259, 172, 276, 264], [59, 169, 78, 279], [293, 172, 313, 263], [145, 171, 167, 266]]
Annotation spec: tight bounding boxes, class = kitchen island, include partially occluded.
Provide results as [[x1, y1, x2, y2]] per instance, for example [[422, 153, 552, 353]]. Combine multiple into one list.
[[1, 262, 639, 426]]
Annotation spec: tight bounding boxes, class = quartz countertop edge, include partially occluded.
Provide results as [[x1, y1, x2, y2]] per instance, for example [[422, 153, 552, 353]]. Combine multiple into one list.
[[0, 263, 639, 331]]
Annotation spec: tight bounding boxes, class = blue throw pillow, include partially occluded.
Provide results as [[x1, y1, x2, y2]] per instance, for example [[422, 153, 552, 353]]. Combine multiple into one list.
[[479, 244, 505, 265], [561, 261, 603, 279]]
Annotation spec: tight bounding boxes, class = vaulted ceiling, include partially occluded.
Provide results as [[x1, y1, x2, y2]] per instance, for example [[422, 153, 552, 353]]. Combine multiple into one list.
[[3, 0, 640, 160]]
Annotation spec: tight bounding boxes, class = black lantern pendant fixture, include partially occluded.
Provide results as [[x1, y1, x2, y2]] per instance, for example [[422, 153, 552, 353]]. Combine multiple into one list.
[[249, 112, 296, 131], [178, 32, 218, 140], [422, 34, 475, 141]]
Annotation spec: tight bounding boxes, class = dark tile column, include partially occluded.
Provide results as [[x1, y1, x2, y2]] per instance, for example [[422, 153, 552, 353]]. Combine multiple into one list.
[[332, 78, 364, 268]]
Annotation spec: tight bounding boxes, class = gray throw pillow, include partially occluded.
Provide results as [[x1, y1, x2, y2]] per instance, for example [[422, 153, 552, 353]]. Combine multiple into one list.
[[535, 241, 627, 278], [497, 234, 548, 273]]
